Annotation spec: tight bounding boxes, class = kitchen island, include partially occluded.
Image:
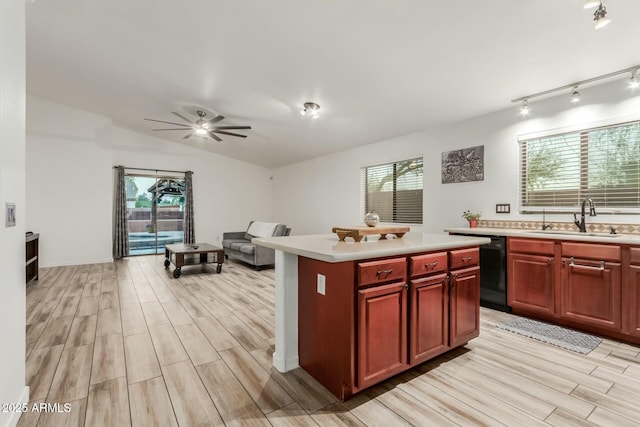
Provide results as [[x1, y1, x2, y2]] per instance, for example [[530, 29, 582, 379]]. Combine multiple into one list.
[[253, 232, 490, 399]]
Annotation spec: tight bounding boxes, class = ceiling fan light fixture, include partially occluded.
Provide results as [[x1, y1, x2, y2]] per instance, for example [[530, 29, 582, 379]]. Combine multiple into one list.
[[301, 102, 320, 119], [195, 128, 208, 135], [593, 3, 611, 29]]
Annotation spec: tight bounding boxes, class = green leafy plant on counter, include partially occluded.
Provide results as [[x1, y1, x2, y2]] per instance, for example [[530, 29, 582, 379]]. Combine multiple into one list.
[[462, 210, 481, 221]]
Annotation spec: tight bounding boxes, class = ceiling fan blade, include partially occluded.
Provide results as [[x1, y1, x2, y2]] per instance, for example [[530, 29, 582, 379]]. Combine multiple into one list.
[[144, 118, 192, 127], [152, 128, 193, 131], [207, 132, 223, 142], [172, 112, 194, 124], [206, 115, 225, 126], [183, 132, 194, 139], [212, 125, 252, 130], [212, 130, 248, 138]]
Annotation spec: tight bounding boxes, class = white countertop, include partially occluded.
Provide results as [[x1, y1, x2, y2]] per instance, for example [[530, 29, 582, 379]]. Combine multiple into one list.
[[445, 227, 640, 245], [252, 233, 490, 263]]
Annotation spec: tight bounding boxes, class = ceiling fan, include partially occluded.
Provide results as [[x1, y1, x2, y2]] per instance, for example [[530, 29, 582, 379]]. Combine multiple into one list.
[[144, 110, 251, 142]]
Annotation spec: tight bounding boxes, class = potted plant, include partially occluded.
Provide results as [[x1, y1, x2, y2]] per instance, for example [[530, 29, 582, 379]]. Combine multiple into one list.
[[462, 210, 481, 228]]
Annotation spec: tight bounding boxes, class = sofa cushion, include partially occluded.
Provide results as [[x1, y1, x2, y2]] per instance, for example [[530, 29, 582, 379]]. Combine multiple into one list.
[[229, 242, 247, 251], [222, 239, 248, 249], [245, 221, 279, 240], [239, 244, 255, 255]]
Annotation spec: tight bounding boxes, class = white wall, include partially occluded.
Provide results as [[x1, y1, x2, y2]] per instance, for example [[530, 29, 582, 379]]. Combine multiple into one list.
[[0, 1, 28, 426], [26, 97, 113, 266], [273, 79, 640, 235], [26, 96, 274, 267]]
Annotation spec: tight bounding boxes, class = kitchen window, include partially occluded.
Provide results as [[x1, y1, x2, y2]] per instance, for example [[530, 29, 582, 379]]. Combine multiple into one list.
[[520, 120, 640, 213], [363, 158, 423, 224]]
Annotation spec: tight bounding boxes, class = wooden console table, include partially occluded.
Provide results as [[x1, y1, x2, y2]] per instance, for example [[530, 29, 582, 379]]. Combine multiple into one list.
[[26, 233, 39, 284]]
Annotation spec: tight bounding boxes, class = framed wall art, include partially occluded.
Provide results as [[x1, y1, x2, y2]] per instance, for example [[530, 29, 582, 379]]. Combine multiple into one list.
[[441, 145, 484, 184]]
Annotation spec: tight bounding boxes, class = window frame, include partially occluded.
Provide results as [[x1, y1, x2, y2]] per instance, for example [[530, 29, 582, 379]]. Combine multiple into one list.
[[362, 157, 424, 225], [519, 119, 640, 214]]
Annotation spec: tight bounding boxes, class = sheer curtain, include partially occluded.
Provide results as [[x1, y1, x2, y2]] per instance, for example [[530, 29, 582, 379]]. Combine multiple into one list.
[[184, 171, 195, 244], [113, 166, 129, 258]]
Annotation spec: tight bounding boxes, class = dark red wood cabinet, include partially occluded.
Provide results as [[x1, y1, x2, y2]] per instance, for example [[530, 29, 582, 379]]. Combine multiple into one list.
[[507, 238, 555, 316], [507, 237, 640, 346], [409, 273, 449, 364], [298, 245, 481, 400], [358, 281, 408, 389], [449, 266, 480, 348]]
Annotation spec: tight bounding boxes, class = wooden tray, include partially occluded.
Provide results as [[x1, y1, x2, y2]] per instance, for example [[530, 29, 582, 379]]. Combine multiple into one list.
[[331, 226, 410, 242]]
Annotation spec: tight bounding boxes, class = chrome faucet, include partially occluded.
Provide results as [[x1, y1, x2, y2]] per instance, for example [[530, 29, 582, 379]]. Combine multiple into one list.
[[573, 197, 596, 233], [541, 208, 552, 230]]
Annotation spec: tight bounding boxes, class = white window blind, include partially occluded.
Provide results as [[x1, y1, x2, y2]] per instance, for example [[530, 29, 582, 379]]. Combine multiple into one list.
[[520, 120, 640, 213], [363, 158, 423, 224]]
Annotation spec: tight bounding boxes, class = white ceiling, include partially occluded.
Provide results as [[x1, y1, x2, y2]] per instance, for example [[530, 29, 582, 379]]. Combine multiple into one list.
[[26, 1, 640, 168]]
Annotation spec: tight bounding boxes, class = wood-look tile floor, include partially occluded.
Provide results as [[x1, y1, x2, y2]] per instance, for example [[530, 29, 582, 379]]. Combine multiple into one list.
[[19, 256, 640, 426]]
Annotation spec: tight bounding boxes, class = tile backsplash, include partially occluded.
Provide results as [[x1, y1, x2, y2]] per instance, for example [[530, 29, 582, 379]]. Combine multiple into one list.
[[478, 219, 640, 235]]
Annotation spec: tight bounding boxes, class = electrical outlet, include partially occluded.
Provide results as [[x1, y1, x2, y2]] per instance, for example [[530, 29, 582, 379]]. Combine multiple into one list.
[[317, 274, 326, 295]]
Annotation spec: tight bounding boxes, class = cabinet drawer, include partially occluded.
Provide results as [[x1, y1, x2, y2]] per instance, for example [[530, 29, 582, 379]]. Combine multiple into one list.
[[409, 252, 448, 278], [631, 247, 640, 265], [508, 238, 555, 255], [357, 257, 407, 287], [561, 242, 621, 262], [449, 248, 479, 269]]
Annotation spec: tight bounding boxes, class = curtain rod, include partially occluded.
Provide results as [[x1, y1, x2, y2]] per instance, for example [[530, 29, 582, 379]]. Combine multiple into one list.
[[113, 165, 192, 174]]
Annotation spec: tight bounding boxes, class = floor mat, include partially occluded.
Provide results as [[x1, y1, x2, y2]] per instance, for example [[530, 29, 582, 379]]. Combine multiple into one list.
[[497, 316, 602, 354]]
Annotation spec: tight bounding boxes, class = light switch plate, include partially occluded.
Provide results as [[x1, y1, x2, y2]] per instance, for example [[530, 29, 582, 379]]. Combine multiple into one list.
[[495, 203, 510, 214], [5, 203, 15, 227], [317, 274, 326, 295]]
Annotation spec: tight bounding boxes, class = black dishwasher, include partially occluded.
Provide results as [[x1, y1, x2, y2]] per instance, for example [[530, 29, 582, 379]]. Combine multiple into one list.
[[478, 236, 509, 312], [456, 234, 509, 312]]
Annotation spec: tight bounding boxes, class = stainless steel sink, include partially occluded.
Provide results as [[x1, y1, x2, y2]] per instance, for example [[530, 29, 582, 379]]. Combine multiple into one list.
[[529, 230, 621, 238]]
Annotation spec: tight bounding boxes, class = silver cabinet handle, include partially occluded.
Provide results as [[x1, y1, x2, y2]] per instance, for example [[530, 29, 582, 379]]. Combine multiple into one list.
[[569, 257, 605, 271], [376, 269, 393, 277]]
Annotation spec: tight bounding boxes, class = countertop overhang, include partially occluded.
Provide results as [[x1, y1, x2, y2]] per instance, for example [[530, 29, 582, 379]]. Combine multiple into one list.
[[252, 233, 490, 263], [445, 227, 640, 244]]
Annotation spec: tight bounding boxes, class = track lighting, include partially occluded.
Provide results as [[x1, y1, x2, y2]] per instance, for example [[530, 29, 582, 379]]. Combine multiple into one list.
[[630, 70, 640, 90], [300, 102, 320, 119], [583, 0, 600, 9], [570, 87, 581, 103], [511, 65, 640, 117], [593, 2, 611, 30]]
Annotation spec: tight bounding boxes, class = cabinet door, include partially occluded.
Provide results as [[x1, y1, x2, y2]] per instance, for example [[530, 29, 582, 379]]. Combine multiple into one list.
[[410, 273, 449, 365], [358, 281, 408, 389], [561, 258, 621, 331], [630, 265, 640, 337], [450, 266, 480, 348], [508, 253, 555, 316]]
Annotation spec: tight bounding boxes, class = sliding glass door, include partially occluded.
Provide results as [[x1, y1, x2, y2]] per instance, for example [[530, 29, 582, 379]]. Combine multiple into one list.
[[125, 174, 185, 256]]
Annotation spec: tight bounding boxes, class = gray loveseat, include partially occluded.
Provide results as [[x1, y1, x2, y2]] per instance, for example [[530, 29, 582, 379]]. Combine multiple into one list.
[[222, 221, 291, 269]]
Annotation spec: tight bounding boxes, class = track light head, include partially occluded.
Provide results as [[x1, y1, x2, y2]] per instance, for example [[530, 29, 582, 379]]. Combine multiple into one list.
[[519, 100, 530, 116], [593, 3, 611, 29], [630, 70, 640, 90], [583, 0, 600, 9], [571, 87, 581, 104]]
